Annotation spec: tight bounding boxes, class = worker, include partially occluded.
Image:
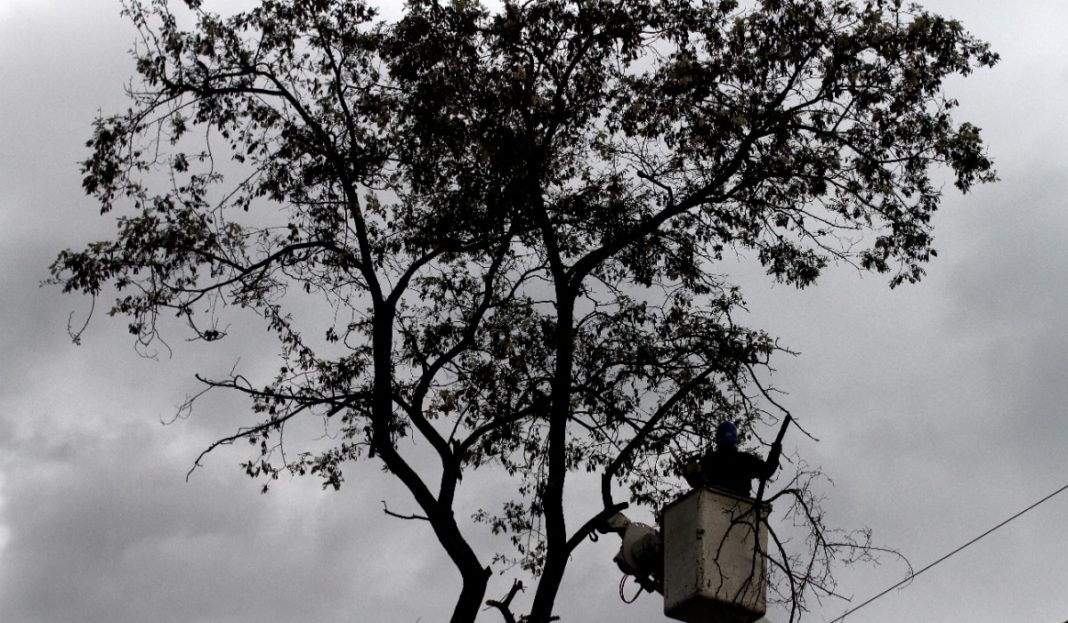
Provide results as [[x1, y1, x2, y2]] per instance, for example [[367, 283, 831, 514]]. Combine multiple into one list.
[[682, 421, 782, 497]]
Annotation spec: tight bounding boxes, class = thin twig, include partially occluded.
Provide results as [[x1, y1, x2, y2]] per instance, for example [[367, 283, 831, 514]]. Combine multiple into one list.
[[381, 500, 429, 522]]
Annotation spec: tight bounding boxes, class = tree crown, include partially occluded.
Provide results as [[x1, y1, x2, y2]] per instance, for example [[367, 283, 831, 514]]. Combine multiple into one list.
[[51, 0, 995, 620]]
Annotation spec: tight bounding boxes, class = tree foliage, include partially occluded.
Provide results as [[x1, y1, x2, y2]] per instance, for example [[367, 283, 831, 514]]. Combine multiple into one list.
[[51, 0, 995, 621]]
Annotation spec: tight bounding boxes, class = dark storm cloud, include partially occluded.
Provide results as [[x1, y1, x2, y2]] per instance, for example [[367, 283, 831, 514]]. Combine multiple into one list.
[[0, 415, 456, 623], [0, 5, 454, 622]]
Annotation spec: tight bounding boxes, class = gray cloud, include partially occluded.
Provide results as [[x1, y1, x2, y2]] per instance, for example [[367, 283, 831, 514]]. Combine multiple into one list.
[[4, 1, 1068, 622]]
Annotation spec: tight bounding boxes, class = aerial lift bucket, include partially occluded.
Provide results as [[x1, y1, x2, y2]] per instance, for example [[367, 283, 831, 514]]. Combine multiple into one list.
[[662, 488, 770, 623]]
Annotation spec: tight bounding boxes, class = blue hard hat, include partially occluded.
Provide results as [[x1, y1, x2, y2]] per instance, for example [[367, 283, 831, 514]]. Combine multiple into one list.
[[715, 421, 739, 444]]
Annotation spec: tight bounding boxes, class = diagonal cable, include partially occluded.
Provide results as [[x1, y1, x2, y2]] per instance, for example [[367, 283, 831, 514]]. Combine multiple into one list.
[[829, 480, 1068, 622]]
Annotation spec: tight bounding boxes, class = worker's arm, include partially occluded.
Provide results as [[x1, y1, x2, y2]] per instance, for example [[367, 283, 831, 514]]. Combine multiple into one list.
[[681, 461, 703, 488]]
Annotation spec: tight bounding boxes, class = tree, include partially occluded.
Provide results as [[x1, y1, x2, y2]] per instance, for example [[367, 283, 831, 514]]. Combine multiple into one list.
[[50, 0, 996, 621]]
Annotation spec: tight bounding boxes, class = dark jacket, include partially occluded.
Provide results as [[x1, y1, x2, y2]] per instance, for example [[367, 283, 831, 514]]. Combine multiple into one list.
[[699, 444, 780, 497]]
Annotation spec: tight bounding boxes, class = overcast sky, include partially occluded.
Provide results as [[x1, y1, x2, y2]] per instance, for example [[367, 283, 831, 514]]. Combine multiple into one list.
[[2, 1, 1067, 622]]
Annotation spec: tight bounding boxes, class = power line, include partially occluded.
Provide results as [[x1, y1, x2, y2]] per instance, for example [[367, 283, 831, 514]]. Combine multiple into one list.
[[829, 480, 1068, 622]]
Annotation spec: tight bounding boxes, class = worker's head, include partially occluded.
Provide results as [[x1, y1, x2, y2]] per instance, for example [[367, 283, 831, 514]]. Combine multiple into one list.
[[715, 421, 739, 447]]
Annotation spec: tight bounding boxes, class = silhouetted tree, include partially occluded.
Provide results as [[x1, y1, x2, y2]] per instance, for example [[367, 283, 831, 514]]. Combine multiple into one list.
[[51, 0, 995, 621]]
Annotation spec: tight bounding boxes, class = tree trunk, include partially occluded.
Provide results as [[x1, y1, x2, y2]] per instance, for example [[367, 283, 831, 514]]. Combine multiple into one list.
[[450, 566, 492, 623], [527, 559, 566, 623], [527, 287, 575, 623]]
